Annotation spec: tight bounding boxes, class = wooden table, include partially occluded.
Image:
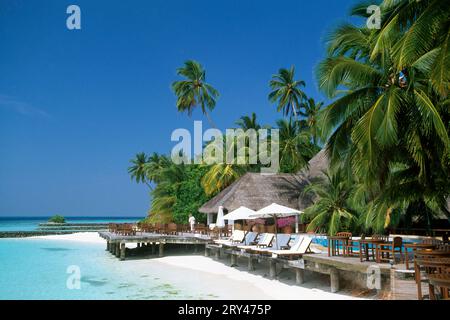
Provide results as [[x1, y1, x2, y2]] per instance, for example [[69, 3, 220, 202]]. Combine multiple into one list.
[[404, 243, 436, 269], [327, 236, 350, 257], [428, 274, 450, 300], [357, 239, 386, 262]]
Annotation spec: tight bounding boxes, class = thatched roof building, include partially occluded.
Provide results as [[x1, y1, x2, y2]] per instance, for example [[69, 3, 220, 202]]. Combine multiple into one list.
[[199, 149, 329, 215]]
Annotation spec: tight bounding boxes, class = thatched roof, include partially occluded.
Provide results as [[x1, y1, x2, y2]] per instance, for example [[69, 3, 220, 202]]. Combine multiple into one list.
[[199, 150, 329, 214]]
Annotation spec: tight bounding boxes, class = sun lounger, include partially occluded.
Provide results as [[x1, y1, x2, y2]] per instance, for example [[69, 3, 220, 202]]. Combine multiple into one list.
[[237, 233, 275, 251], [248, 234, 292, 254], [269, 236, 313, 259], [221, 231, 258, 248], [214, 230, 246, 245]]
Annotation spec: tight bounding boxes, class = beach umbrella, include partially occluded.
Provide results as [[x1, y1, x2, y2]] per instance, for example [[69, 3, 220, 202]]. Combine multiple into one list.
[[250, 203, 303, 246], [216, 206, 225, 238], [222, 206, 257, 221], [223, 206, 257, 232]]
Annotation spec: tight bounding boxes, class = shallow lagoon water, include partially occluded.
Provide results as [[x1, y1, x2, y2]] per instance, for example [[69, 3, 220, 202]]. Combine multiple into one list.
[[0, 238, 222, 300]]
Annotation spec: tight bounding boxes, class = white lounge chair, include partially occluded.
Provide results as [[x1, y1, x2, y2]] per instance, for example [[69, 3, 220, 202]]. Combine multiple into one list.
[[269, 236, 312, 259]]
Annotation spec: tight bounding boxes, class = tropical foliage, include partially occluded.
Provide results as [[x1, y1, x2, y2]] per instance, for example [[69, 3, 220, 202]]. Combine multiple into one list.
[[269, 66, 307, 118], [172, 60, 219, 127], [302, 170, 360, 235], [308, 0, 450, 233], [48, 215, 66, 224]]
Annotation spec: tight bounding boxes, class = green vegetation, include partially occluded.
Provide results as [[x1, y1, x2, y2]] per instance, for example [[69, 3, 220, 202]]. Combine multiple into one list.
[[172, 60, 219, 128], [308, 0, 449, 234], [130, 1, 449, 232], [48, 215, 66, 224]]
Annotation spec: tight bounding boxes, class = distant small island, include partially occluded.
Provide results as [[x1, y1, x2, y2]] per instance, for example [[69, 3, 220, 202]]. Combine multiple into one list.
[[48, 215, 66, 224]]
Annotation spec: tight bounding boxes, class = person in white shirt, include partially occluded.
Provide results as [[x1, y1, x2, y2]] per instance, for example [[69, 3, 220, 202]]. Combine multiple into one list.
[[188, 214, 196, 232]]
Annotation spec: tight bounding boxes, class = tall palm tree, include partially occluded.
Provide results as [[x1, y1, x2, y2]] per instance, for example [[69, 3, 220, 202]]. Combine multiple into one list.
[[128, 153, 151, 188], [298, 98, 324, 145], [269, 66, 306, 118], [172, 60, 219, 127], [276, 119, 316, 173]]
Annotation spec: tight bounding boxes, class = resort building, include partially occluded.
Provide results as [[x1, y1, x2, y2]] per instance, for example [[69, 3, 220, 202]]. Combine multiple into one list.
[[199, 149, 329, 226]]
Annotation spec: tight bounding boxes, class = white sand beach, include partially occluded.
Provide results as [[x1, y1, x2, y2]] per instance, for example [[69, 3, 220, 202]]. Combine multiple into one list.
[[29, 232, 366, 300], [29, 232, 106, 244]]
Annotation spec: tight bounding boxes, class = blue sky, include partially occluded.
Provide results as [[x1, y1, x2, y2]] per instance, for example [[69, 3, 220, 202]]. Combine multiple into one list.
[[0, 0, 357, 217]]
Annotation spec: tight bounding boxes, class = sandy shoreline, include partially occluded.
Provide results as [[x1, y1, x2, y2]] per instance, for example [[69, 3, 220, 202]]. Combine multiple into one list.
[[27, 232, 364, 300]]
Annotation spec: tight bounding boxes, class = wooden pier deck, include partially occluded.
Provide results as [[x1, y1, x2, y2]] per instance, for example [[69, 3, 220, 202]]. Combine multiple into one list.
[[99, 231, 212, 260], [206, 244, 422, 298]]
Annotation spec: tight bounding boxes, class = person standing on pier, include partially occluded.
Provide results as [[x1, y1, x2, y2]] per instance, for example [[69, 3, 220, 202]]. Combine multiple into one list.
[[188, 214, 196, 232]]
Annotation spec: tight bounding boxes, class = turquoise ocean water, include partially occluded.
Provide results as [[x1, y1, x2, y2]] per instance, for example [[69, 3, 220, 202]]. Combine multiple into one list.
[[0, 217, 141, 232], [0, 217, 225, 300], [0, 238, 219, 300]]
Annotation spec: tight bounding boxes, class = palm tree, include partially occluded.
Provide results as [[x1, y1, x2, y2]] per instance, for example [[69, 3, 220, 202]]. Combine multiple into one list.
[[201, 133, 251, 195], [172, 60, 220, 127], [302, 170, 359, 235], [149, 160, 187, 223], [276, 119, 316, 173], [128, 153, 151, 188], [315, 0, 449, 230], [298, 98, 324, 145], [269, 66, 306, 118], [358, 0, 450, 97], [235, 112, 261, 131]]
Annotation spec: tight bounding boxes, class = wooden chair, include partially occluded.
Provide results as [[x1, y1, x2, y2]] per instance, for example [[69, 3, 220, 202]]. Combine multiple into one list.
[[414, 254, 450, 300], [108, 223, 118, 233], [378, 236, 403, 264], [167, 223, 178, 235], [336, 232, 360, 256], [117, 223, 136, 236], [423, 238, 443, 245], [195, 223, 207, 235]]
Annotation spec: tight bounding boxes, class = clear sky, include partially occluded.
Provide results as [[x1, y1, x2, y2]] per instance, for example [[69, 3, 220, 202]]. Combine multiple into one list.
[[0, 0, 357, 217]]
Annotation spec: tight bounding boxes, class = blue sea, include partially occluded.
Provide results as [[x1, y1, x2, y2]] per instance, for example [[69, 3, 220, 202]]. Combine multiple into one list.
[[0, 217, 233, 300], [0, 216, 142, 232]]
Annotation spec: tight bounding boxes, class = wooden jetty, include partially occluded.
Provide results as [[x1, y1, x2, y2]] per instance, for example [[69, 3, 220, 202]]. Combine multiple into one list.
[[206, 244, 420, 298], [99, 231, 212, 261]]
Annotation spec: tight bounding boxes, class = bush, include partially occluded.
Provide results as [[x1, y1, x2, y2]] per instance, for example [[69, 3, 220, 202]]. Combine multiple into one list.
[[48, 215, 66, 224]]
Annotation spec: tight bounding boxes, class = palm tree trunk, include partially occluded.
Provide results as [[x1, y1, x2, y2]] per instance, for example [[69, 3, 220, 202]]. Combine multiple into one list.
[[204, 110, 217, 128]]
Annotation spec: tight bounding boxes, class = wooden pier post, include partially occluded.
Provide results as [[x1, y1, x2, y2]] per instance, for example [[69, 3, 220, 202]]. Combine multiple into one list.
[[214, 248, 220, 260], [248, 257, 255, 271], [120, 243, 126, 261], [151, 242, 156, 255], [159, 242, 164, 257], [115, 242, 120, 257], [194, 244, 198, 253], [269, 260, 276, 278], [204, 246, 209, 257], [110, 242, 115, 254], [296, 269, 305, 284], [230, 254, 237, 267], [137, 243, 141, 248], [106, 241, 110, 251], [330, 268, 340, 293]]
